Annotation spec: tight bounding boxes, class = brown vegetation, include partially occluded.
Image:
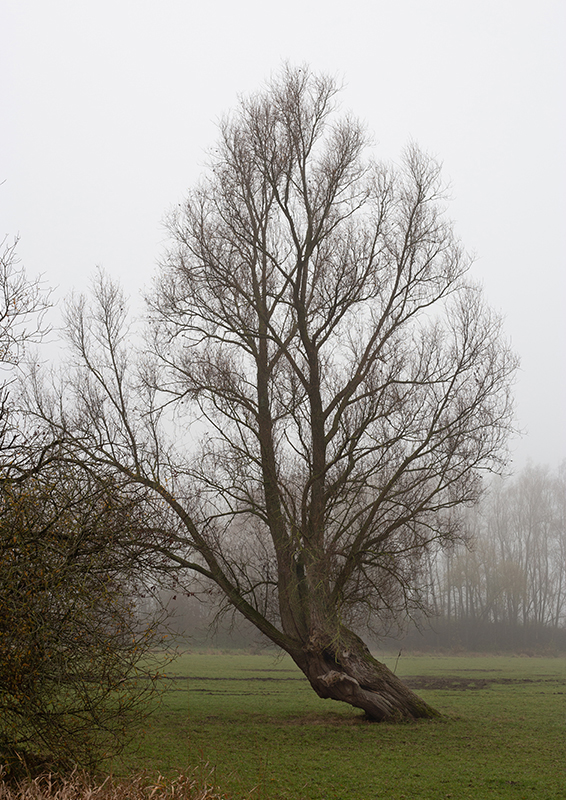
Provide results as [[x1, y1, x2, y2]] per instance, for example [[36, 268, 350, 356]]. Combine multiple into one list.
[[0, 770, 232, 800]]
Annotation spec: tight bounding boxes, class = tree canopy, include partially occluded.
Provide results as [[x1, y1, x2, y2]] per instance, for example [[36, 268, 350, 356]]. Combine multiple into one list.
[[30, 66, 518, 720], [0, 468, 166, 773]]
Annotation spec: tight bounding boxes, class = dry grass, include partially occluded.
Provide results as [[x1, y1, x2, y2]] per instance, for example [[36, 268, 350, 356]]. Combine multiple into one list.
[[0, 770, 233, 800]]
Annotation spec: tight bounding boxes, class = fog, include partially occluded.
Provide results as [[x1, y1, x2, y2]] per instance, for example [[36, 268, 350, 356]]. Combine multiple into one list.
[[2, 0, 564, 470], [161, 462, 566, 652]]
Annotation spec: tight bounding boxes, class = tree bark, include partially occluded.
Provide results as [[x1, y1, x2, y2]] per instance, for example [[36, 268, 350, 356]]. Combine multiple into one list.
[[288, 626, 439, 721]]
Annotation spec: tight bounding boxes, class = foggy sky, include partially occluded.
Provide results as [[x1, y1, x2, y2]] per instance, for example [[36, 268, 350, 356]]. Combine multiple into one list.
[[1, 0, 565, 470]]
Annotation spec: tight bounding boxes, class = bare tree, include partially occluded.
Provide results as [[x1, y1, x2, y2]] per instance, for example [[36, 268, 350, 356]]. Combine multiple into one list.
[[0, 235, 51, 472], [31, 66, 517, 720], [0, 236, 50, 367]]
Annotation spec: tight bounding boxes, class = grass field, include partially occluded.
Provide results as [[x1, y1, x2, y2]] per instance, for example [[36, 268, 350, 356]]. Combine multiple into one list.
[[111, 651, 566, 799]]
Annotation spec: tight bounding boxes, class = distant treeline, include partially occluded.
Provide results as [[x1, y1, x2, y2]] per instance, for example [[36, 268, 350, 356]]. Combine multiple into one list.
[[379, 616, 566, 653], [412, 463, 566, 651]]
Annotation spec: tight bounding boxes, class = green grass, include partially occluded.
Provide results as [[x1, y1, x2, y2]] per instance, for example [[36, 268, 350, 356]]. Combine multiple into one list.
[[112, 651, 566, 799]]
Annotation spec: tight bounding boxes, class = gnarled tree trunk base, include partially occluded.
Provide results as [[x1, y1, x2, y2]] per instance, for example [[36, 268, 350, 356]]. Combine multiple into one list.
[[290, 628, 439, 722]]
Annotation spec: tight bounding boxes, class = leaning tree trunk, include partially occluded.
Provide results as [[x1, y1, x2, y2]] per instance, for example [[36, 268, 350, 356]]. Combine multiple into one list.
[[288, 626, 439, 721]]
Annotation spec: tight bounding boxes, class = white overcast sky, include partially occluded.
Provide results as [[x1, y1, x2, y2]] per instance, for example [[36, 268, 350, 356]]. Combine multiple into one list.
[[1, 0, 565, 470]]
